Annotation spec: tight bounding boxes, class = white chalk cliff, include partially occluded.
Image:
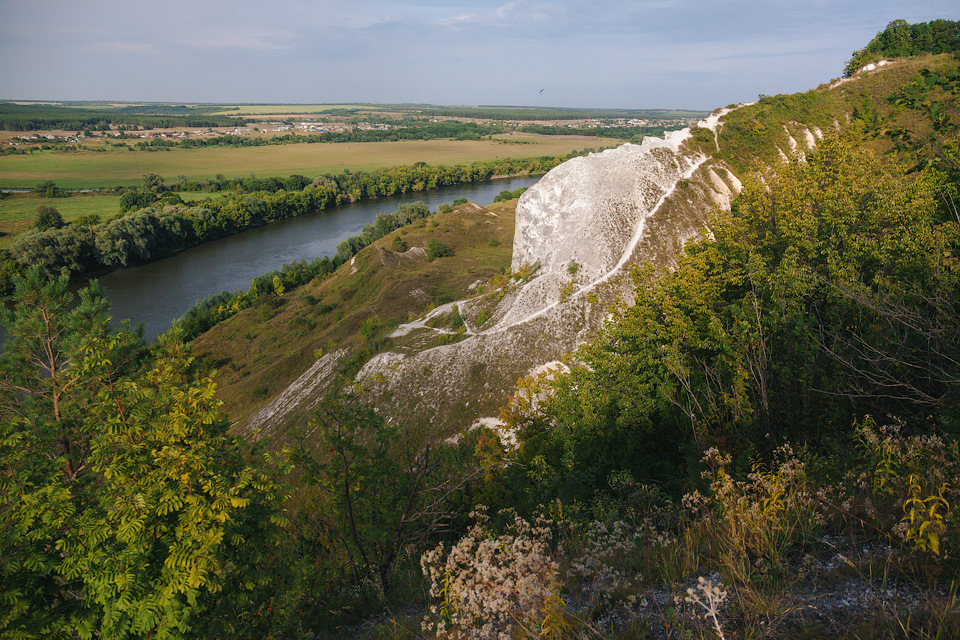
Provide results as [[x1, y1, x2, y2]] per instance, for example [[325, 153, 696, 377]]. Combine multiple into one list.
[[242, 108, 750, 441]]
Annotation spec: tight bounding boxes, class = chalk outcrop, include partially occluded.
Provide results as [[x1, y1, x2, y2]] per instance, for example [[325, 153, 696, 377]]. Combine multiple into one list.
[[243, 108, 753, 440]]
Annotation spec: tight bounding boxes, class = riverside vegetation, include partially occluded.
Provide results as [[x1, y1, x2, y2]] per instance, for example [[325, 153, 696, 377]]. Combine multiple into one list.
[[0, 150, 601, 295], [2, 20, 960, 640]]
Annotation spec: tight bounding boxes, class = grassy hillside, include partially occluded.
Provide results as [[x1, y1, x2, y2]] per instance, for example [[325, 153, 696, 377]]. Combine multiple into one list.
[[685, 53, 959, 173], [191, 54, 960, 438], [191, 199, 518, 426]]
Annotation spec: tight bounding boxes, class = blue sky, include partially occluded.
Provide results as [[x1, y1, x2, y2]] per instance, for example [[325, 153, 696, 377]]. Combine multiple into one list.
[[0, 0, 956, 110]]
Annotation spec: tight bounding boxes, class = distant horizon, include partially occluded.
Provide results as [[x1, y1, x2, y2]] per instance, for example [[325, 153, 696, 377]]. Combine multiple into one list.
[[1, 1, 958, 111], [0, 99, 713, 114]]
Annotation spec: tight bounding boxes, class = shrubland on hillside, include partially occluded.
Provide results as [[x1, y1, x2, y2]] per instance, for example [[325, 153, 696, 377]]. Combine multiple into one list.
[[198, 51, 960, 449], [5, 20, 959, 639]]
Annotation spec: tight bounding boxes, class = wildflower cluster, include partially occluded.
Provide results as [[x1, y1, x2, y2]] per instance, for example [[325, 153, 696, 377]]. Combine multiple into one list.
[[698, 445, 822, 568], [421, 508, 560, 639], [564, 519, 643, 609]]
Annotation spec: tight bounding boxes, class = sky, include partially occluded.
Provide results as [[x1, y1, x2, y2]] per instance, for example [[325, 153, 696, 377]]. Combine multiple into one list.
[[0, 0, 957, 111]]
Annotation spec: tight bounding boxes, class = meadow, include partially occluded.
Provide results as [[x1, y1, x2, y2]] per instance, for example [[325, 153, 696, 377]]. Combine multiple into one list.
[[0, 133, 618, 189], [0, 192, 120, 246]]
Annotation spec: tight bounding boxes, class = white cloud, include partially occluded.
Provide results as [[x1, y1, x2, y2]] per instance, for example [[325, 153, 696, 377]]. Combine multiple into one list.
[[438, 12, 481, 26]]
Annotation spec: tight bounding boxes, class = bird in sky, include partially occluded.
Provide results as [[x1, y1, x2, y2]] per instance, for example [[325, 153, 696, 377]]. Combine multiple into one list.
[[540, 89, 544, 95]]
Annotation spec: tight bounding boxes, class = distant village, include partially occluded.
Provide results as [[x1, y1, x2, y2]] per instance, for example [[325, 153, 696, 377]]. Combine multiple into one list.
[[1, 115, 698, 150]]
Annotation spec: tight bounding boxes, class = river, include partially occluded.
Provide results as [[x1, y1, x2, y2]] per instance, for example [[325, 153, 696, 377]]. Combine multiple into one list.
[[84, 176, 540, 341]]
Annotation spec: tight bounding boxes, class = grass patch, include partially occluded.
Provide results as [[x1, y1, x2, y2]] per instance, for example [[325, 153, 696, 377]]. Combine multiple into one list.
[[0, 192, 120, 247]]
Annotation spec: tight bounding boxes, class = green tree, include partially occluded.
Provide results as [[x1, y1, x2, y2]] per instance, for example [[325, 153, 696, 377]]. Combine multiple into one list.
[[0, 267, 290, 639], [293, 393, 483, 599], [142, 172, 166, 194], [33, 205, 64, 231], [33, 180, 64, 198], [119, 189, 158, 214]]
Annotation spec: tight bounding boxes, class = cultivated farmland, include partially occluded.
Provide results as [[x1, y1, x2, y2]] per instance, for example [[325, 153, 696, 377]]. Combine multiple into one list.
[[0, 133, 621, 189]]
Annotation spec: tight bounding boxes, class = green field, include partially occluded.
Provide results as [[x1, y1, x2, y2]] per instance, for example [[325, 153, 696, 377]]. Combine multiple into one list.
[[0, 192, 121, 246], [0, 133, 620, 189]]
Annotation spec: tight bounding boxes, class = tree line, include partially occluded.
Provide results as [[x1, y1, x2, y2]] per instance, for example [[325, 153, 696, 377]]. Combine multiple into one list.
[[132, 121, 507, 151], [0, 102, 244, 131], [518, 122, 687, 141], [2, 150, 602, 295]]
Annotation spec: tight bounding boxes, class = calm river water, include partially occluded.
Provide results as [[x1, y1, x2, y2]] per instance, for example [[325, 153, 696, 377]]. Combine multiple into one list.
[[85, 176, 539, 341]]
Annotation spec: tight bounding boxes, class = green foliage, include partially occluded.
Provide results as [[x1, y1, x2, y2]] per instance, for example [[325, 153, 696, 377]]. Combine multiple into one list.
[[427, 237, 454, 260], [75, 213, 102, 226], [32, 180, 64, 198], [33, 205, 64, 231], [514, 135, 960, 502], [452, 197, 468, 205], [119, 188, 159, 213], [0, 267, 290, 639], [492, 186, 529, 203], [519, 122, 688, 141], [170, 256, 337, 342], [886, 66, 960, 179], [290, 393, 478, 615], [902, 474, 951, 555], [844, 19, 960, 77], [95, 208, 185, 267]]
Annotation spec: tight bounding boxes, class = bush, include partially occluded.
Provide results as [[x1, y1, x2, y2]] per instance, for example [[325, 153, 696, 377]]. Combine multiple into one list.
[[33, 206, 64, 231], [32, 180, 64, 198], [427, 238, 454, 260]]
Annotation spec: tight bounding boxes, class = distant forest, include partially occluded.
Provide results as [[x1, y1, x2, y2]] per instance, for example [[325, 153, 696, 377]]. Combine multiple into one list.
[[417, 106, 708, 121], [0, 102, 245, 131]]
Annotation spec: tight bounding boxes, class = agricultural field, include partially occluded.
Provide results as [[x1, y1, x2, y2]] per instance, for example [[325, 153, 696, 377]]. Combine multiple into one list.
[[0, 132, 621, 189], [0, 192, 120, 246]]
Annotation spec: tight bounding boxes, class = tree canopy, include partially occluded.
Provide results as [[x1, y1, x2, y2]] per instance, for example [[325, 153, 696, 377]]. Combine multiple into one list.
[[844, 19, 960, 77], [0, 268, 290, 639]]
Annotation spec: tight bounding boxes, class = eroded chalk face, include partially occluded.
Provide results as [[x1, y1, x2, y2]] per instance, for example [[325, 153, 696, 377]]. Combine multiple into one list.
[[512, 131, 697, 284]]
